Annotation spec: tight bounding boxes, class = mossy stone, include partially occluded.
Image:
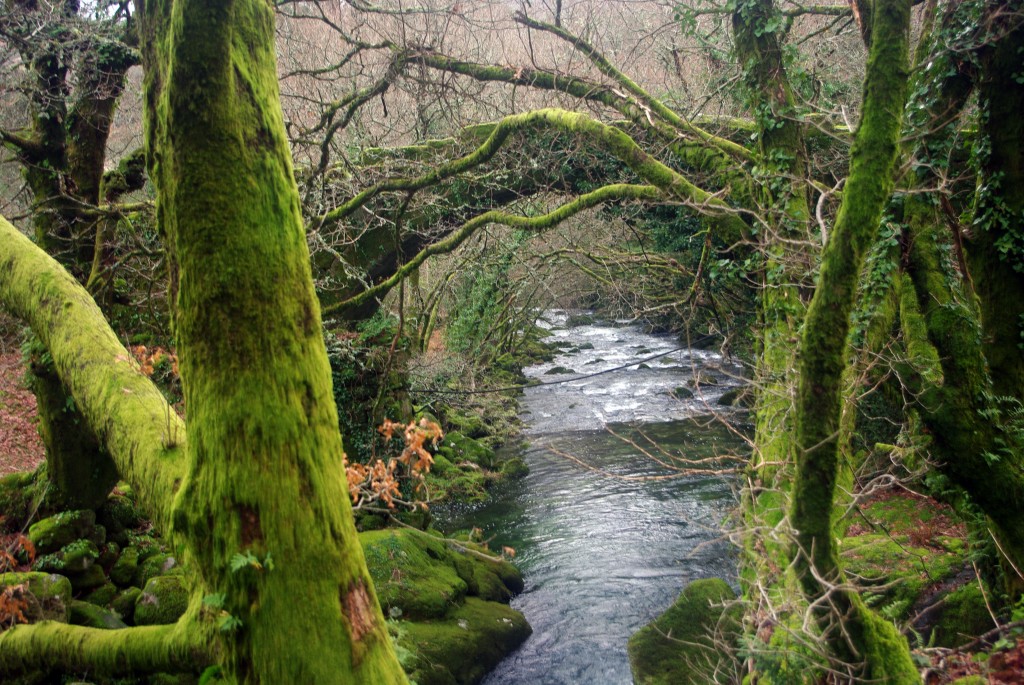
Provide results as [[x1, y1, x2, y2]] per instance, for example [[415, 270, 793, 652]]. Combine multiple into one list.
[[135, 552, 178, 587], [97, 494, 144, 545], [627, 578, 741, 685], [33, 539, 99, 574], [110, 545, 140, 587], [26, 509, 96, 555], [69, 599, 128, 629], [70, 564, 109, 592], [671, 386, 694, 399], [111, 586, 142, 624], [360, 530, 469, 620], [402, 597, 531, 685], [83, 582, 119, 607], [929, 583, 992, 648], [437, 431, 496, 469], [0, 571, 72, 622], [500, 457, 529, 479], [444, 411, 489, 439], [134, 574, 188, 625]]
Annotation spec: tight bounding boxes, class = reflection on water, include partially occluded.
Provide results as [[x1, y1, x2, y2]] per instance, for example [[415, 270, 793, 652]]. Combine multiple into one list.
[[436, 313, 748, 685]]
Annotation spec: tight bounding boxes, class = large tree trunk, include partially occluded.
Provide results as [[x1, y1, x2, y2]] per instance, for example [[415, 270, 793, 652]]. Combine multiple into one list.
[[136, 0, 408, 682], [789, 0, 917, 679]]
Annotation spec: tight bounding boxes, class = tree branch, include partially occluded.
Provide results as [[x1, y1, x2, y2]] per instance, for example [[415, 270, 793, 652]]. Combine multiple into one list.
[[0, 214, 186, 535], [326, 182, 663, 315], [0, 618, 212, 676]]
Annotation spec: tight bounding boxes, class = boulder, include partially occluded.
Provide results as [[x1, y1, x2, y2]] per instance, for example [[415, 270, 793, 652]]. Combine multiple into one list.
[[134, 574, 188, 626], [27, 510, 96, 555], [0, 571, 72, 623], [402, 598, 531, 685], [628, 578, 741, 685], [69, 599, 128, 629]]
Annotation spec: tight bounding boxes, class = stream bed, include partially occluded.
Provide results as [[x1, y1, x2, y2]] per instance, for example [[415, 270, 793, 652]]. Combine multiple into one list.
[[437, 312, 749, 684]]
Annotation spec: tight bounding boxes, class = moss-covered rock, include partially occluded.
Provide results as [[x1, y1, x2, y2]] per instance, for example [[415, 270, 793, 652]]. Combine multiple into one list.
[[83, 582, 118, 607], [438, 432, 496, 469], [70, 564, 109, 593], [627, 578, 741, 685], [444, 411, 489, 440], [929, 583, 992, 648], [361, 530, 524, 619], [361, 530, 470, 620], [135, 552, 179, 587], [69, 599, 128, 629], [0, 571, 72, 623], [96, 493, 144, 546], [32, 538, 100, 575], [402, 597, 531, 685], [134, 574, 188, 626], [109, 545, 140, 587], [26, 509, 97, 555], [111, 586, 142, 624], [500, 457, 529, 479]]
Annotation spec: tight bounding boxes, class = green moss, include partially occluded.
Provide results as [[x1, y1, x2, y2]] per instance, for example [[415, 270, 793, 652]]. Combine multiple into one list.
[[69, 599, 128, 629], [133, 575, 188, 626], [400, 597, 531, 685], [0, 571, 72, 623], [83, 583, 119, 607], [930, 583, 992, 648], [109, 546, 140, 587], [627, 578, 740, 685], [437, 432, 495, 469], [27, 510, 97, 555], [500, 457, 529, 479], [33, 539, 99, 575], [843, 534, 962, 610], [112, 586, 142, 624], [134, 553, 178, 588], [360, 530, 469, 620]]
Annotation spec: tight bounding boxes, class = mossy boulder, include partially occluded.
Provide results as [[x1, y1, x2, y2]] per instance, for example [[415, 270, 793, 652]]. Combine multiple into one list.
[[111, 586, 142, 624], [26, 509, 97, 555], [437, 432, 496, 469], [83, 582, 118, 607], [928, 583, 992, 648], [69, 599, 128, 629], [500, 457, 529, 479], [0, 571, 72, 623], [134, 574, 188, 626], [33, 539, 99, 574], [627, 578, 741, 685], [70, 564, 109, 593], [444, 411, 489, 440], [109, 545, 140, 586], [135, 552, 179, 587], [96, 493, 144, 545], [360, 529, 524, 621], [671, 386, 694, 400], [361, 530, 470, 620], [402, 597, 532, 685]]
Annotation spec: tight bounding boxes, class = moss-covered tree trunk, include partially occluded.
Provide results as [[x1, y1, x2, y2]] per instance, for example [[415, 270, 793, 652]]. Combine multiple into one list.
[[968, 1, 1024, 402], [136, 0, 407, 682], [789, 0, 918, 679]]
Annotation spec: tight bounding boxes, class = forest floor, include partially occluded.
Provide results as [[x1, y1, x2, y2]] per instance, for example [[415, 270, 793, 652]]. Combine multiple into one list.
[[0, 327, 44, 475]]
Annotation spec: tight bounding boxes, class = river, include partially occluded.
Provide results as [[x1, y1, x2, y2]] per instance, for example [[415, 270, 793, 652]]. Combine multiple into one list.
[[437, 311, 749, 685]]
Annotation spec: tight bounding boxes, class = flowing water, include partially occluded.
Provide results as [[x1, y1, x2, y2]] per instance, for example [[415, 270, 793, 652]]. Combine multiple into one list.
[[437, 312, 750, 685]]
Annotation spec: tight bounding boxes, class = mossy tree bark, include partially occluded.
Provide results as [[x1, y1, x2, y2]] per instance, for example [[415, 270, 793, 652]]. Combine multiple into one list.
[[967, 1, 1024, 402], [136, 0, 408, 682], [790, 0, 918, 679], [1, 0, 141, 508]]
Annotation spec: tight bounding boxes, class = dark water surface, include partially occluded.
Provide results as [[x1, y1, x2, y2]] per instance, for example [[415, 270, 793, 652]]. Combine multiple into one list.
[[437, 313, 748, 685]]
